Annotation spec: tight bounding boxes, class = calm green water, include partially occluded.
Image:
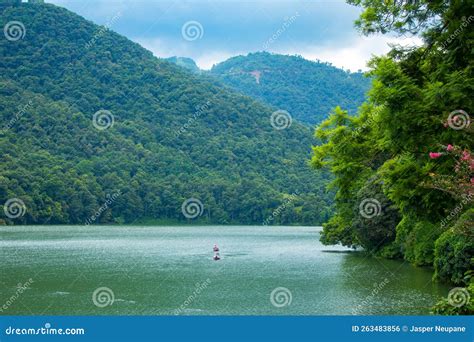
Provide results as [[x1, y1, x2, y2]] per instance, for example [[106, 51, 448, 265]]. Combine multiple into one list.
[[0, 225, 450, 315]]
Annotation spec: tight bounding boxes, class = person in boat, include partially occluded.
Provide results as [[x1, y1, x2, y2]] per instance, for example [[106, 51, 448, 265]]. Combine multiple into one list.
[[212, 244, 221, 260]]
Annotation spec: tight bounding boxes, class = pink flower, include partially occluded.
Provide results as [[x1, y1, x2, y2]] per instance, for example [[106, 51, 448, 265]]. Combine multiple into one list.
[[462, 151, 470, 161], [429, 152, 443, 159], [446, 144, 454, 151]]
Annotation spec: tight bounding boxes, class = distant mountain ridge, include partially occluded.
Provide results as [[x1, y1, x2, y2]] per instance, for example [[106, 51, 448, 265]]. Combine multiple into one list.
[[166, 54, 370, 126], [208, 52, 371, 125], [165, 56, 200, 73], [0, 2, 333, 225]]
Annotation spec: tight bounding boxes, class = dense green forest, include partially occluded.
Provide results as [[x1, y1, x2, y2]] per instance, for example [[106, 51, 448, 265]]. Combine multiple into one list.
[[209, 52, 371, 125], [312, 0, 473, 313], [0, 3, 334, 225]]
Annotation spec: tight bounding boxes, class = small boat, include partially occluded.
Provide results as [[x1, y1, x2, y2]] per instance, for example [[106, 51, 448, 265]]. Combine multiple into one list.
[[213, 244, 221, 260]]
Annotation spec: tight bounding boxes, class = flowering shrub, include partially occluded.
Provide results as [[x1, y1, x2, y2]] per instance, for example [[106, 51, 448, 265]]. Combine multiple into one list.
[[428, 145, 473, 200]]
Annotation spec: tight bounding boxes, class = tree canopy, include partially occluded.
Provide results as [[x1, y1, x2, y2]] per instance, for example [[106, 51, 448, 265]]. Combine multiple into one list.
[[210, 52, 370, 126], [0, 3, 334, 226], [312, 0, 473, 312]]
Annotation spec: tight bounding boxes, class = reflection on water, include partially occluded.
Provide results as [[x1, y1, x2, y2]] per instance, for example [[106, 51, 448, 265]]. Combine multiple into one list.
[[339, 252, 449, 315], [0, 225, 450, 315]]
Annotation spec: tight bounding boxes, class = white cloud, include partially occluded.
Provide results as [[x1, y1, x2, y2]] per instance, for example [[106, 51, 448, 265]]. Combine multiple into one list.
[[135, 34, 423, 72], [133, 37, 176, 58], [133, 37, 241, 70], [269, 35, 423, 71], [194, 51, 239, 70]]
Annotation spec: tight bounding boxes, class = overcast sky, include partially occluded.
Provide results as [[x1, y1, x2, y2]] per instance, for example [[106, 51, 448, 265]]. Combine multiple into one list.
[[49, 0, 421, 71]]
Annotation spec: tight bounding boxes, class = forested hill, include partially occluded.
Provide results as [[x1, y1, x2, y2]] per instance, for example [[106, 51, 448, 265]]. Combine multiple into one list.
[[0, 3, 333, 225], [165, 56, 201, 73], [209, 52, 371, 125]]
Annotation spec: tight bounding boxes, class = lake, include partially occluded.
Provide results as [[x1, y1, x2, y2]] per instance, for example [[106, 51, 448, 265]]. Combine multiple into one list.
[[0, 225, 450, 315]]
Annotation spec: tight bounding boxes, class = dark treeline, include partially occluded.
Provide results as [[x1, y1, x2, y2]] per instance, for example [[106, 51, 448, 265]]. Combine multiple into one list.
[[0, 3, 333, 226], [210, 52, 371, 126]]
